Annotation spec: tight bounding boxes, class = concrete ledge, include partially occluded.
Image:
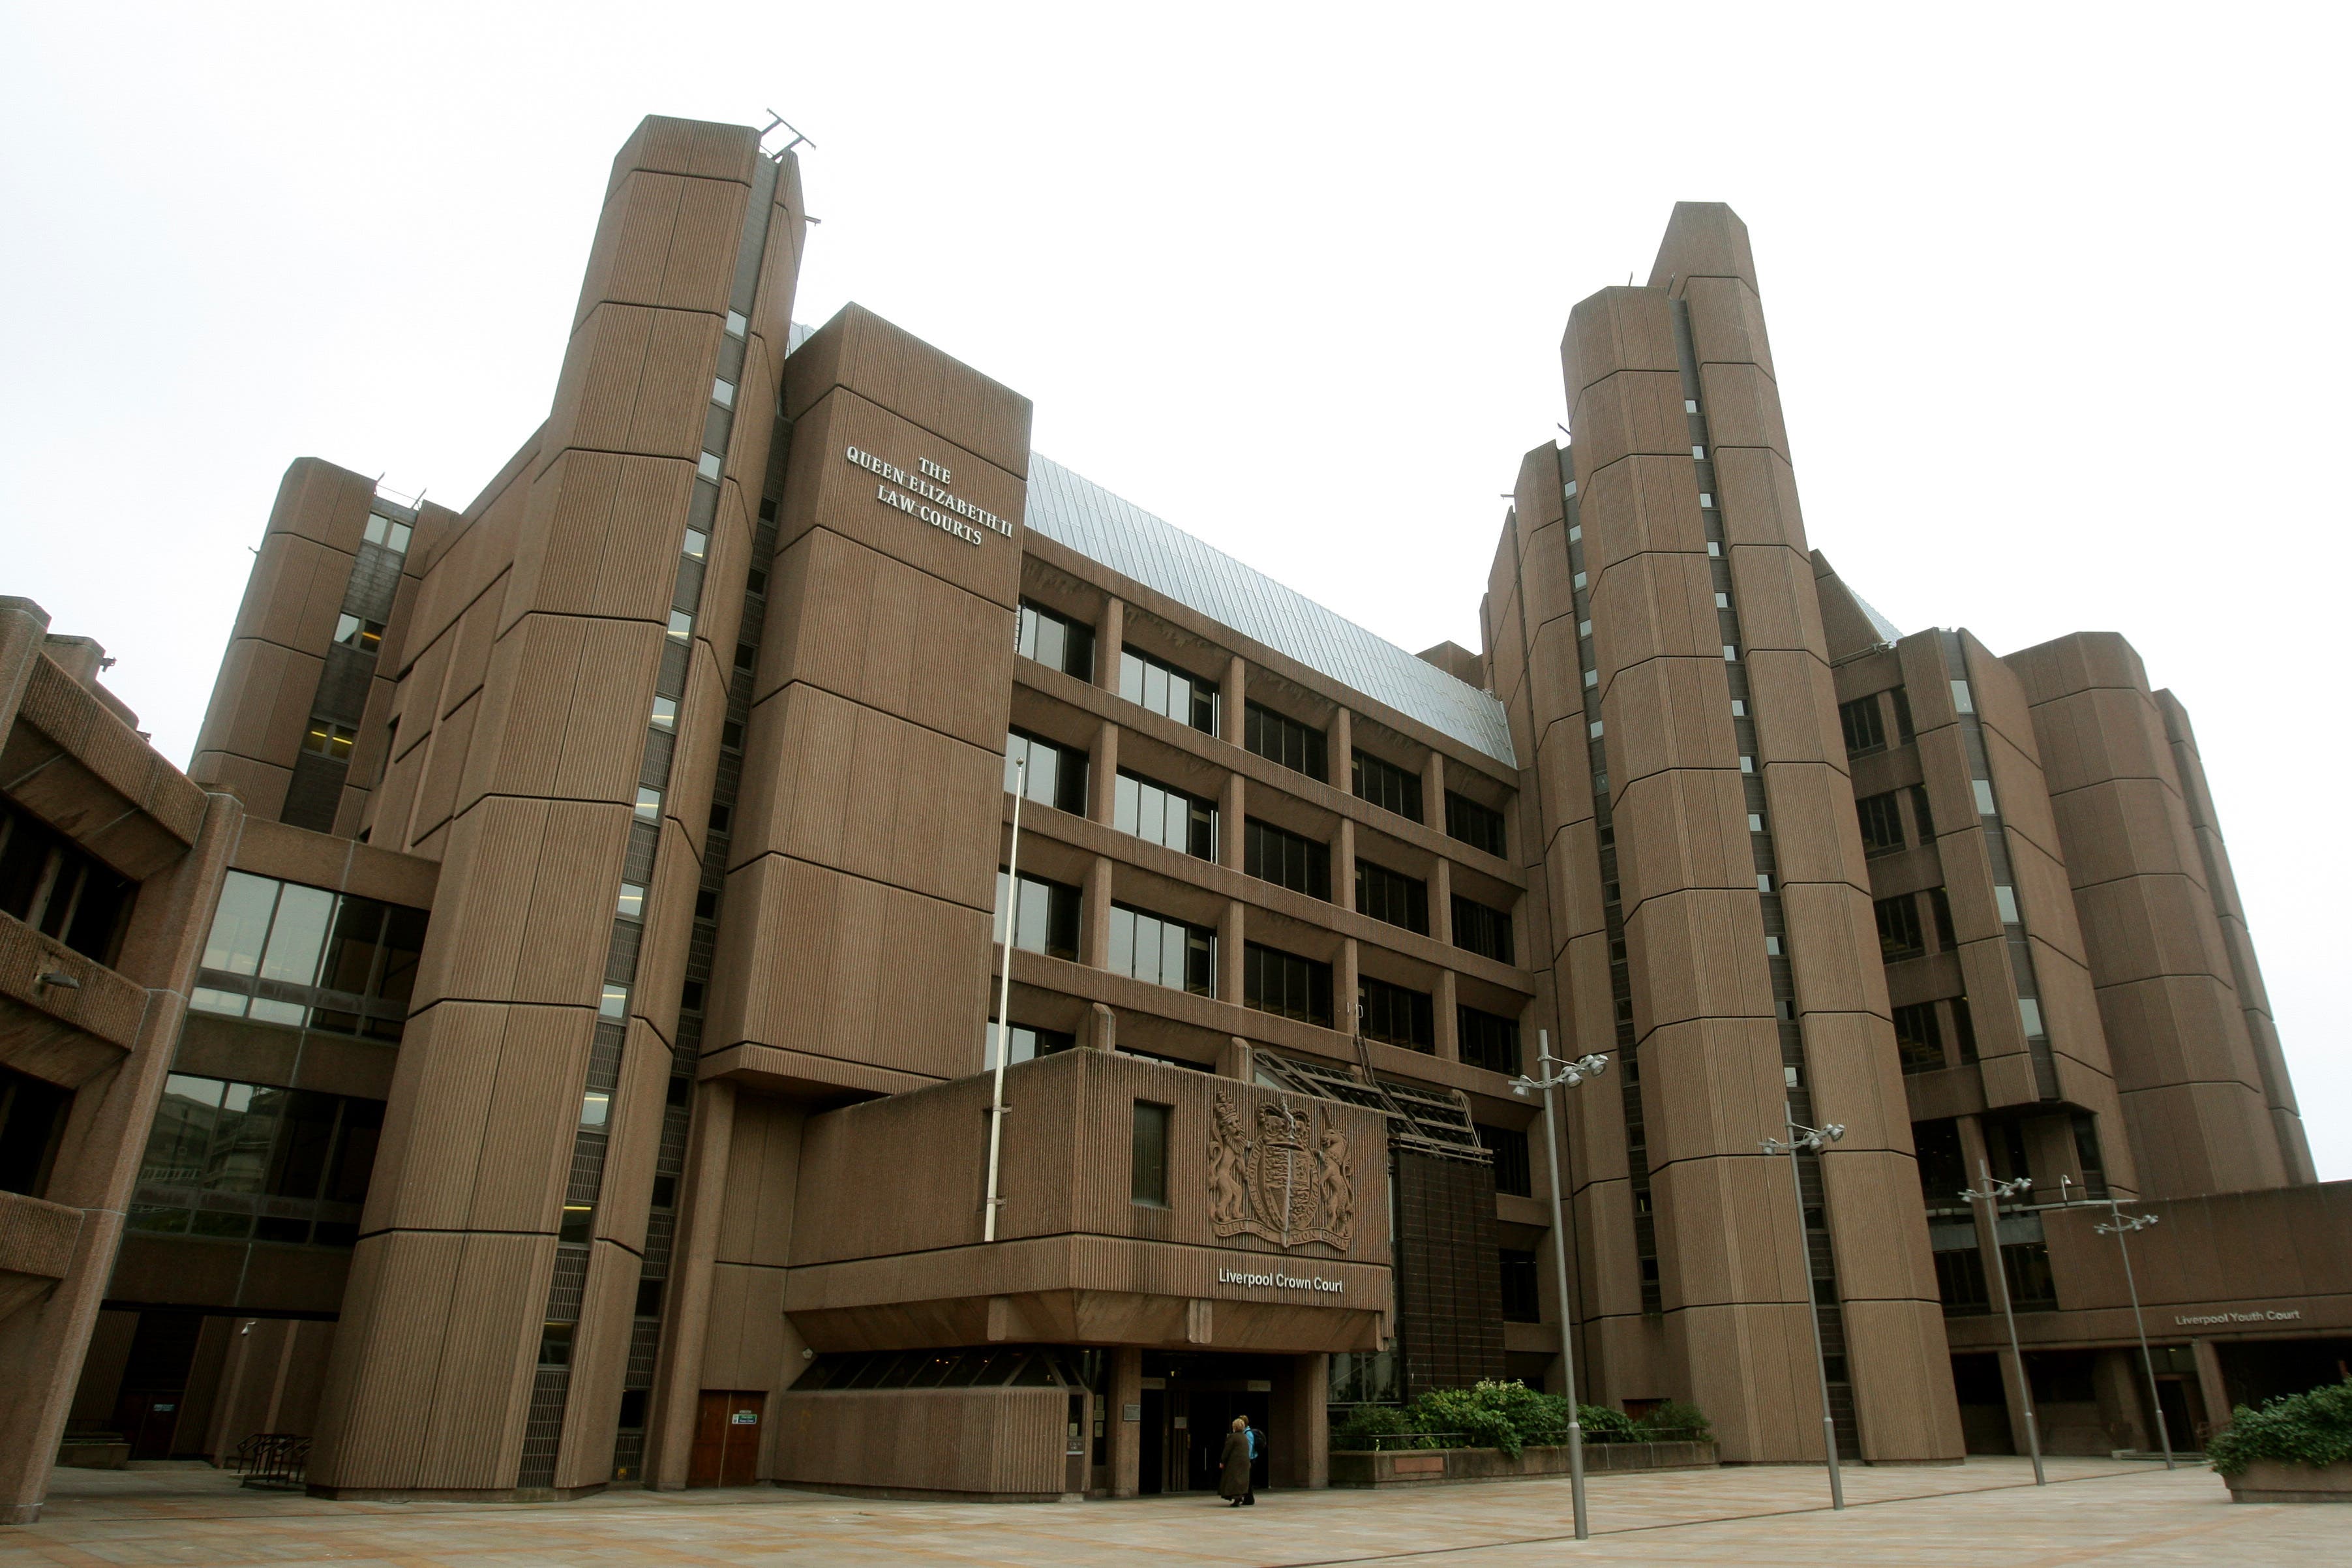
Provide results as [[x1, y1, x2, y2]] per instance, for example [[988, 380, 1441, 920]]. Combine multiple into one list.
[[1330, 1440, 1717, 1487], [2226, 1458, 2352, 1502]]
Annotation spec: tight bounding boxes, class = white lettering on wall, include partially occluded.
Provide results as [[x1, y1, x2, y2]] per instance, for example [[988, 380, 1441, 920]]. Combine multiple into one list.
[[1216, 1265, 1344, 1295], [2172, 1307, 2303, 1326], [844, 446, 1012, 547]]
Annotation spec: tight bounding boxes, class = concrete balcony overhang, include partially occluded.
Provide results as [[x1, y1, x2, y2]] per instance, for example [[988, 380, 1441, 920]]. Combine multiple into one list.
[[0, 1190, 82, 1325], [0, 911, 146, 1087], [784, 1048, 1394, 1355]]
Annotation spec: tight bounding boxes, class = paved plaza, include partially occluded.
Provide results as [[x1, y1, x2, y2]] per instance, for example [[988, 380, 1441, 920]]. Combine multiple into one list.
[[1, 1456, 2335, 1567]]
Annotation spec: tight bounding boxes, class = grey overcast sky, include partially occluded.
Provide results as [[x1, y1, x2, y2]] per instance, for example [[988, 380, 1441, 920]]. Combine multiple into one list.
[[6, 3, 2347, 1177]]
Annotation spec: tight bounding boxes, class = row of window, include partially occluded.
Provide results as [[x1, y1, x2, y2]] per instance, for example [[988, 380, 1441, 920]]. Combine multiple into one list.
[[1874, 886, 1956, 963], [127, 1072, 383, 1248], [1856, 785, 1935, 858], [0, 797, 134, 964], [1016, 600, 1509, 854], [190, 870, 427, 1041], [1838, 687, 1915, 758], [995, 872, 1525, 1067]]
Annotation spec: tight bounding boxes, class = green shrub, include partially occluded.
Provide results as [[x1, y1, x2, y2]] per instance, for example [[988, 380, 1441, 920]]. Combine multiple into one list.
[[1634, 1399, 1713, 1442], [1576, 1403, 1636, 1440], [1330, 1402, 1418, 1451], [2207, 1378, 2352, 1478]]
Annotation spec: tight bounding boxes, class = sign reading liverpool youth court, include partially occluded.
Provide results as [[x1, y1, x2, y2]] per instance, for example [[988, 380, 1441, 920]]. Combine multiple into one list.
[[844, 445, 1014, 548]]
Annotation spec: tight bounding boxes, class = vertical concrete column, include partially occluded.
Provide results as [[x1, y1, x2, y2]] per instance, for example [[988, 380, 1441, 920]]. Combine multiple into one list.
[[2190, 1338, 2233, 1436], [1334, 818, 1357, 912], [1220, 772, 1245, 869], [1091, 719, 1121, 825], [1423, 749, 1446, 828], [1223, 653, 1246, 745], [1218, 899, 1246, 1004], [1336, 938, 1359, 1034], [1430, 856, 1453, 946], [1284, 1351, 1329, 1488], [1330, 706, 1352, 787], [1096, 597, 1124, 693], [2006, 633, 2289, 1197], [1109, 1346, 1143, 1497], [646, 1080, 738, 1487], [1083, 856, 1115, 967], [1434, 969, 1460, 1063]]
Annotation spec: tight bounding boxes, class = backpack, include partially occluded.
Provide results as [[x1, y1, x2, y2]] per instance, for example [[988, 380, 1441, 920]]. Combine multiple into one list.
[[1246, 1427, 1259, 1460]]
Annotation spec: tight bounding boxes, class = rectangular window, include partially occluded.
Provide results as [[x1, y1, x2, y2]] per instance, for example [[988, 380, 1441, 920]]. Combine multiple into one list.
[[984, 1019, 1079, 1070], [1016, 600, 1096, 681], [1114, 770, 1216, 860], [1243, 941, 1333, 1026], [1244, 701, 1327, 782], [0, 800, 136, 965], [128, 1072, 385, 1248], [1243, 818, 1330, 900], [189, 871, 424, 1040], [2018, 996, 2045, 1039], [1005, 729, 1090, 816], [1119, 647, 1218, 732], [1893, 1001, 1944, 1074], [1973, 778, 1998, 816], [1355, 860, 1429, 935], [1909, 783, 1937, 843], [361, 512, 412, 553], [1500, 1248, 1541, 1323], [1357, 976, 1434, 1050], [302, 719, 357, 761], [1444, 791, 1507, 858], [1351, 749, 1423, 822], [1456, 1004, 1522, 1075], [1479, 1123, 1531, 1197], [1951, 679, 1975, 715], [1891, 686, 1916, 742], [1108, 904, 1214, 995], [1855, 792, 1906, 857], [1875, 894, 1925, 961], [1934, 1243, 1991, 1315], [333, 614, 385, 654], [1951, 995, 1979, 1063], [1452, 896, 1513, 963], [1839, 695, 1887, 757], [1131, 1102, 1171, 1207], [995, 871, 1082, 961], [1929, 886, 1956, 949]]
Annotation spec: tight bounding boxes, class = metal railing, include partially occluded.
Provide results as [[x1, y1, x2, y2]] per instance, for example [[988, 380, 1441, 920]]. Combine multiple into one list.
[[1336, 1426, 1710, 1451], [232, 1433, 311, 1490]]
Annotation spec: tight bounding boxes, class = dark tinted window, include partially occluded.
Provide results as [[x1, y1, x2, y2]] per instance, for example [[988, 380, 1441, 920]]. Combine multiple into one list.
[[1479, 1123, 1531, 1197], [1839, 695, 1887, 756], [1355, 860, 1428, 935], [1245, 702, 1327, 783], [1357, 976, 1433, 1049], [1910, 785, 1937, 843], [1243, 819, 1330, 900], [1115, 770, 1216, 860], [0, 1065, 70, 1197], [1132, 1102, 1171, 1207], [1244, 942, 1333, 1026], [1452, 896, 1513, 964], [986, 1021, 1079, 1070], [1445, 791, 1507, 858], [0, 798, 136, 964], [128, 1072, 384, 1247], [1893, 1001, 1944, 1073], [1119, 648, 1217, 732], [1108, 905, 1214, 995], [997, 871, 1082, 961], [1500, 1248, 1540, 1322], [189, 871, 425, 1041], [1457, 1005, 1522, 1075], [1856, 792, 1905, 857], [1006, 729, 1089, 815], [1016, 600, 1095, 680], [1875, 894, 1924, 961], [1351, 750, 1423, 822]]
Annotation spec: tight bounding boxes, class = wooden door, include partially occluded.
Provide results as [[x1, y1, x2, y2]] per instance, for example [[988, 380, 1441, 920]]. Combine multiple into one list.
[[687, 1390, 766, 1487]]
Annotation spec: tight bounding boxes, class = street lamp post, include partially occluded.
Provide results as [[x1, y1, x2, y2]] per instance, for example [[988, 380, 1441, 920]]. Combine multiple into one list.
[[982, 756, 1025, 1243], [2094, 1203, 2172, 1469], [1511, 1030, 1609, 1543], [1961, 1162, 2045, 1485], [1762, 1117, 1847, 1510]]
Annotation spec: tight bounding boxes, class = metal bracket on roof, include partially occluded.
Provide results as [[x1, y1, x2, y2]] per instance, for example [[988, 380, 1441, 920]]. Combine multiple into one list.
[[1254, 1028, 1490, 1165]]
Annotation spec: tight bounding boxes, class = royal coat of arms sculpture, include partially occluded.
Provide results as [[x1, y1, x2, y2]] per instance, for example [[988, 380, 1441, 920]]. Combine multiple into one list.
[[1208, 1092, 1356, 1250]]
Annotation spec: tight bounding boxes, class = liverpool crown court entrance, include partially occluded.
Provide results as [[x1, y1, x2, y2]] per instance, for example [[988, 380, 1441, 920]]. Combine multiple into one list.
[[3, 112, 2347, 1520]]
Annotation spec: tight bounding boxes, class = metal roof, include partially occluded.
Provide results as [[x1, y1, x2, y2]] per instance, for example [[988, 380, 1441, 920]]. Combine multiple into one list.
[[1851, 588, 1905, 646], [1022, 455, 1518, 767]]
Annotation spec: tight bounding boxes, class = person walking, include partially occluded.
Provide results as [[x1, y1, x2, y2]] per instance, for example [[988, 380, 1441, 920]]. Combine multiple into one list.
[[1241, 1415, 1260, 1505], [1217, 1417, 1251, 1506]]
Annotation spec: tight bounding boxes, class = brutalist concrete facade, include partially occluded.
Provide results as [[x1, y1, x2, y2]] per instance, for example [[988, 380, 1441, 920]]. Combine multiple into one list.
[[3, 123, 2340, 1520]]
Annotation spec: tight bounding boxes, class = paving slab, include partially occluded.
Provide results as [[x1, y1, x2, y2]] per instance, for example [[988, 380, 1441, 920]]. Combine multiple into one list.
[[4, 1457, 2336, 1567]]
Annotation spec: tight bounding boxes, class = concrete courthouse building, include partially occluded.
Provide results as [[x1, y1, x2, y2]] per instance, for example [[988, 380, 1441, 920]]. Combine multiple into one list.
[[2, 115, 2345, 1519]]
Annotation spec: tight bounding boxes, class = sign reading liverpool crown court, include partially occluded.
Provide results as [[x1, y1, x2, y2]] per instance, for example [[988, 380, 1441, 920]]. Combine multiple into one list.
[[845, 445, 1015, 547]]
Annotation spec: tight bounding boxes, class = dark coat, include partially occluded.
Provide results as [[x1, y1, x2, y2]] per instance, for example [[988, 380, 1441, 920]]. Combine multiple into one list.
[[1218, 1429, 1252, 1498]]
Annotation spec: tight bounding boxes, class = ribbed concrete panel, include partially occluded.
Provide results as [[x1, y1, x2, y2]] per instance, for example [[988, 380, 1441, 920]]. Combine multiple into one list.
[[1023, 457, 1515, 766], [774, 1387, 1065, 1498]]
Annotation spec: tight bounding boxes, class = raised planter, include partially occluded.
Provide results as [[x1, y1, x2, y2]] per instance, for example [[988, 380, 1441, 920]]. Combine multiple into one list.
[[55, 1440, 130, 1470], [2225, 1459, 2352, 1503], [1331, 1440, 1715, 1488]]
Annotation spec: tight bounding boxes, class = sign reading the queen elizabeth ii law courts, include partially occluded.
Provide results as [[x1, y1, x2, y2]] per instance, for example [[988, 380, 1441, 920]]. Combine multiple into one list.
[[845, 447, 1014, 548]]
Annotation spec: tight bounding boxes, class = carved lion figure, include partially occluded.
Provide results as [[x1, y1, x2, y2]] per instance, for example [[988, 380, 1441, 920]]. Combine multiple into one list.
[[1207, 1094, 1248, 1226]]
